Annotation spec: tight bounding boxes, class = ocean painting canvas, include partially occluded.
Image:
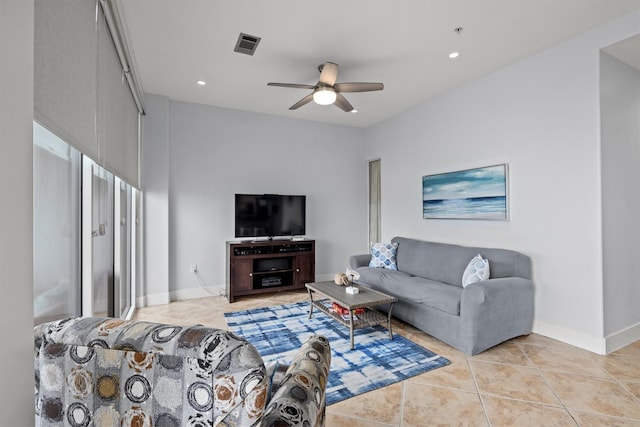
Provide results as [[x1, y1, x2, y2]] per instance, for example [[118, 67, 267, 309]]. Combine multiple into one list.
[[423, 164, 508, 220]]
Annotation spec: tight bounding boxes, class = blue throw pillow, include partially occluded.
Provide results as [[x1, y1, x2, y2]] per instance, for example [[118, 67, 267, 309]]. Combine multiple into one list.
[[369, 242, 398, 270]]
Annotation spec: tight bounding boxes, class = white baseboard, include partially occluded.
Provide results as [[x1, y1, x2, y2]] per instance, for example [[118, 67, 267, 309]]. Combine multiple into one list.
[[169, 285, 225, 301], [136, 285, 224, 308], [533, 320, 640, 355], [135, 292, 170, 308], [532, 320, 606, 355], [605, 322, 640, 354]]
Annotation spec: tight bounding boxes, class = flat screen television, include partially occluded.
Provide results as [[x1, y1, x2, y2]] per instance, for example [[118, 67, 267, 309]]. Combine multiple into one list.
[[235, 194, 306, 239]]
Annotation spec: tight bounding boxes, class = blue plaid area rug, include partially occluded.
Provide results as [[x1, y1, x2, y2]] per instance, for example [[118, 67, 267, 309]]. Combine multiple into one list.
[[224, 301, 450, 405]]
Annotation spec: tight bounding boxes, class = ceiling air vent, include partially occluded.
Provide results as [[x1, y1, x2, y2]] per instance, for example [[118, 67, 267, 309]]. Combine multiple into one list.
[[234, 33, 261, 56]]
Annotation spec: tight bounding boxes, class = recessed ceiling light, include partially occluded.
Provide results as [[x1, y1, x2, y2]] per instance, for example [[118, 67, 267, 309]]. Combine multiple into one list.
[[449, 27, 463, 59], [351, 109, 358, 113], [196, 80, 207, 86]]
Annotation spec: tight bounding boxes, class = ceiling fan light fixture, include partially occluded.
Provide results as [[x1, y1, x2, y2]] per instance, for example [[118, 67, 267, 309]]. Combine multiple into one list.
[[313, 87, 337, 105], [269, 62, 383, 112]]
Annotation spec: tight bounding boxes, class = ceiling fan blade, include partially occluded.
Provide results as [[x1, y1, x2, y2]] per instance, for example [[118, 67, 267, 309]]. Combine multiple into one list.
[[289, 93, 314, 110], [268, 83, 317, 90], [334, 82, 384, 93], [334, 93, 354, 112], [318, 62, 338, 86]]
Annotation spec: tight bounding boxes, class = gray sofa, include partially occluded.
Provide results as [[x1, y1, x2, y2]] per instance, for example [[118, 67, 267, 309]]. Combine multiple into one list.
[[349, 236, 534, 355]]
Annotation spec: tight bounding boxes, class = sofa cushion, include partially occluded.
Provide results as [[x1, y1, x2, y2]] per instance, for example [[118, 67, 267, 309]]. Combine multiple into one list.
[[369, 242, 398, 270], [356, 267, 462, 315], [356, 266, 412, 289], [403, 277, 463, 315]]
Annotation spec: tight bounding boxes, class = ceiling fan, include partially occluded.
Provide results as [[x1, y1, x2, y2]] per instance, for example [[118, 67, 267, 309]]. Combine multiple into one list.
[[267, 62, 384, 112]]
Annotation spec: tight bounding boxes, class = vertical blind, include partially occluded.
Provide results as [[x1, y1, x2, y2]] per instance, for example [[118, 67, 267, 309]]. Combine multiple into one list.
[[34, 0, 141, 188]]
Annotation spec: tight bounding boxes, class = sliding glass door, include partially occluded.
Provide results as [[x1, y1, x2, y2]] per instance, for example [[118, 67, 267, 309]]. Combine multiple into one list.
[[33, 123, 81, 325], [34, 122, 137, 323]]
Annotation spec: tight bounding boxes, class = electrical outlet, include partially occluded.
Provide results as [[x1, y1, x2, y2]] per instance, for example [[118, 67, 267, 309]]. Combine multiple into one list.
[[190, 264, 198, 273]]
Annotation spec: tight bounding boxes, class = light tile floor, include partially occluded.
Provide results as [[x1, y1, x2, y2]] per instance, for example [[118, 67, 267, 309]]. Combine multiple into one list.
[[133, 291, 640, 426]]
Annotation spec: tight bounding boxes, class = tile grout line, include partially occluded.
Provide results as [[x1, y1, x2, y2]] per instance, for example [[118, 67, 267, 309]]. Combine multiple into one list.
[[513, 342, 569, 415], [466, 355, 492, 427], [603, 365, 640, 410], [399, 379, 406, 427], [529, 362, 580, 425], [508, 341, 581, 425], [535, 362, 640, 420]]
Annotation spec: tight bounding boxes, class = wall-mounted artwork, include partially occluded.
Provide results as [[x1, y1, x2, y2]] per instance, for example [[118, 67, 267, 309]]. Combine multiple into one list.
[[422, 164, 508, 220]]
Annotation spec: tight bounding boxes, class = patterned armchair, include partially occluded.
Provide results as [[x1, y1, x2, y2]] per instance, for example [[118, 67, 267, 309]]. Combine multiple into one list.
[[34, 317, 331, 427]]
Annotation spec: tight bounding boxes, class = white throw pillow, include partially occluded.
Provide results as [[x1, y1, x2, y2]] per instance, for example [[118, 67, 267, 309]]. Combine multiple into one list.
[[462, 254, 490, 287]]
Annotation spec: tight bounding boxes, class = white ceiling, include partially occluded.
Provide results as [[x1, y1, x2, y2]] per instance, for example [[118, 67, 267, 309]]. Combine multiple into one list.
[[118, 0, 640, 128]]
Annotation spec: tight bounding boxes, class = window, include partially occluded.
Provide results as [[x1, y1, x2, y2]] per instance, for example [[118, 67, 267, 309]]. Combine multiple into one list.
[[34, 122, 138, 323], [33, 0, 142, 324]]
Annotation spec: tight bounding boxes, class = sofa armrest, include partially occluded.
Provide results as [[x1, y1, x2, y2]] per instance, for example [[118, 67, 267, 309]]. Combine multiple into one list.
[[259, 335, 331, 427], [348, 254, 370, 269], [459, 277, 534, 354]]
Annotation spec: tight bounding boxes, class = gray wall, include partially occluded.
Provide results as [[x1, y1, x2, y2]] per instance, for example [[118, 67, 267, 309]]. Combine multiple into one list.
[[141, 98, 367, 303], [140, 94, 171, 305], [600, 52, 640, 340], [0, 0, 35, 421], [362, 10, 640, 353]]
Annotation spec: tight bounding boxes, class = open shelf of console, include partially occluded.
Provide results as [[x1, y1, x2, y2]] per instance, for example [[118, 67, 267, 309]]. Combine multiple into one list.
[[226, 239, 315, 302]]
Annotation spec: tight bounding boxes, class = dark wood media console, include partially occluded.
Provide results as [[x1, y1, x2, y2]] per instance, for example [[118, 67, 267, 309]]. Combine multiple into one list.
[[226, 239, 315, 302]]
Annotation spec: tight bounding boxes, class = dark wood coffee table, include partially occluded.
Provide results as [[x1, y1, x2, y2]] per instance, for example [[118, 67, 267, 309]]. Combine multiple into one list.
[[305, 281, 398, 349]]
